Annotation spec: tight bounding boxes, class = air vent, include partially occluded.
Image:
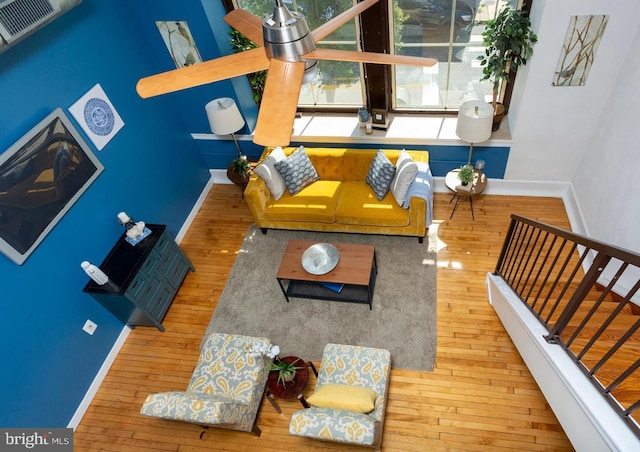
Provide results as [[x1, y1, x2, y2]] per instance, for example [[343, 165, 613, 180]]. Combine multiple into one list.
[[0, 0, 81, 53], [0, 0, 60, 44]]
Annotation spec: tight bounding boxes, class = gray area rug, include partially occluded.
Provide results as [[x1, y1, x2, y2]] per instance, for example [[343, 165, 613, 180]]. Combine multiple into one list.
[[205, 225, 437, 371]]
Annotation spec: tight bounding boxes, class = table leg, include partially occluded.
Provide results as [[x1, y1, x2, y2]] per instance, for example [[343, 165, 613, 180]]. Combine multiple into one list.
[[265, 390, 282, 414], [450, 194, 461, 219], [307, 361, 318, 377], [276, 278, 290, 303], [297, 393, 310, 409], [469, 195, 475, 220]]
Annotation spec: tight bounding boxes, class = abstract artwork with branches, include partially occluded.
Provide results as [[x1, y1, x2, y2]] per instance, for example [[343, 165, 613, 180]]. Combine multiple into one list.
[[552, 15, 608, 87], [156, 21, 203, 69]]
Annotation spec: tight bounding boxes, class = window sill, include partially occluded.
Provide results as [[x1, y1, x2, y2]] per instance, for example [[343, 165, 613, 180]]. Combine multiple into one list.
[[192, 112, 512, 146]]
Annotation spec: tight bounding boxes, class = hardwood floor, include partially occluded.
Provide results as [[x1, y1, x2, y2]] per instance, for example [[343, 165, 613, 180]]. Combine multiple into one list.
[[74, 185, 575, 451]]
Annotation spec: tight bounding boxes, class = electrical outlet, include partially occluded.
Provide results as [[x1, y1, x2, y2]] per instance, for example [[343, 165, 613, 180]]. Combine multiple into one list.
[[475, 159, 486, 170], [83, 319, 97, 335]]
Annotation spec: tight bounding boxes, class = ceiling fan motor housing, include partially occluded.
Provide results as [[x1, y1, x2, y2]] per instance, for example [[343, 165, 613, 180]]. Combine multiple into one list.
[[263, 4, 318, 83]]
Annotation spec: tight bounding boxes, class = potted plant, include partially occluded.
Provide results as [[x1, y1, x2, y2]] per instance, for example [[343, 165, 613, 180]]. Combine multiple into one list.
[[478, 6, 537, 130], [458, 165, 475, 186], [229, 155, 250, 175], [269, 357, 302, 388], [227, 155, 251, 186]]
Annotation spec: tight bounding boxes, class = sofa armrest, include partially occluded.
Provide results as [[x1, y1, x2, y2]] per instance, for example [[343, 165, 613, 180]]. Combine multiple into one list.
[[289, 407, 381, 447], [140, 391, 245, 425], [408, 196, 427, 233], [244, 174, 270, 226]]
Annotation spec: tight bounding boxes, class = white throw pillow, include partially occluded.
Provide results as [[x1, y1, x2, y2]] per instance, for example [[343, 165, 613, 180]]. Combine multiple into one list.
[[390, 150, 419, 206], [254, 147, 287, 200]]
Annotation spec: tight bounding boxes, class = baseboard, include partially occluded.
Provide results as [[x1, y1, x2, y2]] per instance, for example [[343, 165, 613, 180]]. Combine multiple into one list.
[[175, 171, 217, 243], [67, 326, 131, 429], [211, 168, 232, 185]]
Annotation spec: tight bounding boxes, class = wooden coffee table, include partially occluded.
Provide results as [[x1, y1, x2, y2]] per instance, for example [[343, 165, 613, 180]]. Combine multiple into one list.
[[276, 240, 377, 309]]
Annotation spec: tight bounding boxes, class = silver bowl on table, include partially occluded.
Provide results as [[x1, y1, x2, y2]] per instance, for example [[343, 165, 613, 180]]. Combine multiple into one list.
[[301, 243, 340, 275]]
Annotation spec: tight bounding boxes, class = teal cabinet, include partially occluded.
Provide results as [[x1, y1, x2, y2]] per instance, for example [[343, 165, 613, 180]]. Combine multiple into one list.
[[83, 224, 194, 331]]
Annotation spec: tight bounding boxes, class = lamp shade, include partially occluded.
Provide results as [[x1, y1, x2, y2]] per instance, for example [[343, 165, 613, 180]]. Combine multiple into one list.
[[205, 97, 245, 135], [456, 100, 493, 144]]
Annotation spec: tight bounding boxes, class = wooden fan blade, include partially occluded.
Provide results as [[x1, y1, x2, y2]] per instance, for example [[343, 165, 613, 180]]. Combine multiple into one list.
[[136, 48, 270, 98], [306, 48, 437, 67], [253, 60, 305, 147], [312, 0, 378, 43], [224, 9, 264, 47]]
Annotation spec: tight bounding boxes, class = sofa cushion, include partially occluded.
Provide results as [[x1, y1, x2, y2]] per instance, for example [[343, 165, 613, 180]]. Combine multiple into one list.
[[289, 407, 377, 446], [140, 392, 242, 424], [264, 180, 341, 223], [365, 150, 396, 200], [390, 150, 419, 206], [187, 333, 268, 404], [307, 384, 377, 413], [335, 182, 409, 227], [254, 146, 287, 200], [274, 146, 320, 195]]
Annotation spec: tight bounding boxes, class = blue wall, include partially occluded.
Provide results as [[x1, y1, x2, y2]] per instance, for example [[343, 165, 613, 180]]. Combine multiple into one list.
[[0, 0, 241, 426]]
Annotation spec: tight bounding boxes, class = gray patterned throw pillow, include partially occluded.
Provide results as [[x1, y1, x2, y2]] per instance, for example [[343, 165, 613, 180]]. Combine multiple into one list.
[[274, 147, 320, 195], [366, 150, 396, 200]]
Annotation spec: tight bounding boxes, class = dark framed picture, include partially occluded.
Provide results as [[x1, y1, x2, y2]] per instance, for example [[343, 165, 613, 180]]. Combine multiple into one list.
[[371, 108, 387, 125], [0, 108, 104, 265]]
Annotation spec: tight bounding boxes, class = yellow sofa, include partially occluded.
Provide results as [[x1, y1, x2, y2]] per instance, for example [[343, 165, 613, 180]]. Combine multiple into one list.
[[244, 147, 430, 242]]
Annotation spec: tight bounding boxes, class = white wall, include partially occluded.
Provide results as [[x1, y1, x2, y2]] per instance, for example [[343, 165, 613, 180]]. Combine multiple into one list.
[[505, 0, 640, 257], [574, 26, 640, 251], [507, 0, 638, 183]]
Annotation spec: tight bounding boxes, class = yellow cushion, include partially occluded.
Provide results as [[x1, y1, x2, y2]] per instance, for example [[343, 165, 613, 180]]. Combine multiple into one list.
[[335, 182, 410, 227], [264, 180, 341, 223], [306, 384, 377, 413]]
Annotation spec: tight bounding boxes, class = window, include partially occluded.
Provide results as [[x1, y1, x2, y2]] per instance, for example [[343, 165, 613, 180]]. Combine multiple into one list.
[[227, 0, 527, 114]]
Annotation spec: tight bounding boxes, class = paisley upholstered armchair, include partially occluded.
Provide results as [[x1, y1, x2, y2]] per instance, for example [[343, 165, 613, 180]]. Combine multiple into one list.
[[140, 332, 272, 436], [289, 343, 391, 450]]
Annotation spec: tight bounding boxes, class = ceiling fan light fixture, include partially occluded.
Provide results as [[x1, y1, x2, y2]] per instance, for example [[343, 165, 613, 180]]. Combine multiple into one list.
[[302, 60, 318, 84], [263, 1, 315, 62]]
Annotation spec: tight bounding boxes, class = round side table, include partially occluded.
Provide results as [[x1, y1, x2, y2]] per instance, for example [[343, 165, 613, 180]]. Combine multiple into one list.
[[226, 166, 251, 199], [445, 168, 487, 220], [265, 356, 317, 413]]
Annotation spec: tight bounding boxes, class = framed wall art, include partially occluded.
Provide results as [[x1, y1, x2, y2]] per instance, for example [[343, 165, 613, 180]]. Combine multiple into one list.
[[69, 84, 125, 151], [156, 21, 202, 68], [552, 15, 609, 87], [0, 109, 104, 265]]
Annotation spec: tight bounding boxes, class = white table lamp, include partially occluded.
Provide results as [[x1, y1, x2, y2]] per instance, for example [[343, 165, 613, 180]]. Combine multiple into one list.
[[205, 97, 245, 157], [456, 100, 493, 166]]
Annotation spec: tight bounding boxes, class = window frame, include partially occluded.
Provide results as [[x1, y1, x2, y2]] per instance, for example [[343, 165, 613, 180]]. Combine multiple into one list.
[[221, 0, 532, 116]]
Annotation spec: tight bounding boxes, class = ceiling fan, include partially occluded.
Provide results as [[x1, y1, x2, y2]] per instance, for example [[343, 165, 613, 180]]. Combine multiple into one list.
[[136, 0, 437, 147]]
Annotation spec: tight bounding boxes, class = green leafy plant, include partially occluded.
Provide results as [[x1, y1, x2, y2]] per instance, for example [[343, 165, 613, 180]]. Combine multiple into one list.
[[229, 29, 267, 106], [458, 165, 475, 185], [478, 7, 537, 113], [269, 358, 302, 387], [230, 156, 250, 175]]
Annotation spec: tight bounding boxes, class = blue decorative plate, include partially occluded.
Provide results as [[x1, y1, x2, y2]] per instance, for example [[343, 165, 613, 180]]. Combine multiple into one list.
[[84, 97, 115, 136]]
